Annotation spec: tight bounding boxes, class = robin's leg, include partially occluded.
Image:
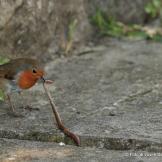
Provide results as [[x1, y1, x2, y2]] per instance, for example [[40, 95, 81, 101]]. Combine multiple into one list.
[[7, 94, 24, 117], [7, 94, 16, 113], [18, 92, 39, 111]]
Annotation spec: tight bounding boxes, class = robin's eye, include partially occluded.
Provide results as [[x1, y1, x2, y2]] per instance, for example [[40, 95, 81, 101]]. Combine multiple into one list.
[[32, 69, 37, 73]]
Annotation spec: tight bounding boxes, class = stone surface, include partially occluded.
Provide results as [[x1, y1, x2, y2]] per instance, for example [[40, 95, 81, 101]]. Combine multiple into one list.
[[1, 39, 162, 152], [0, 0, 157, 60], [0, 138, 162, 162], [86, 0, 152, 24], [0, 0, 91, 59]]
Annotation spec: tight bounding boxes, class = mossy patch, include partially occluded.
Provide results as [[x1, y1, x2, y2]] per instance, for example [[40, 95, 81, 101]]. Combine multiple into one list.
[[91, 9, 162, 42]]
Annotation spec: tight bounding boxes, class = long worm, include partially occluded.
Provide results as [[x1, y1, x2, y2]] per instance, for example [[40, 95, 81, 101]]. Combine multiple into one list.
[[43, 81, 80, 146]]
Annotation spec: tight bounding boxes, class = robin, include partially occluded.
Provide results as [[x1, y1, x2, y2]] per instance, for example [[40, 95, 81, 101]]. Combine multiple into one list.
[[0, 58, 45, 117]]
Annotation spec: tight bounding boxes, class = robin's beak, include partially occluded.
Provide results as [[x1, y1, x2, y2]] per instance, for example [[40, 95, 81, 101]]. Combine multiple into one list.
[[41, 76, 46, 83], [41, 77, 53, 84]]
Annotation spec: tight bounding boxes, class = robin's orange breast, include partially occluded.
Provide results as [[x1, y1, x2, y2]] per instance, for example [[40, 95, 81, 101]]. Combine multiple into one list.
[[18, 71, 39, 89]]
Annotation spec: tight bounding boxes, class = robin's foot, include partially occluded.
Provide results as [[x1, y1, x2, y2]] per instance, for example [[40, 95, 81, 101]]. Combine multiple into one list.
[[24, 105, 40, 111]]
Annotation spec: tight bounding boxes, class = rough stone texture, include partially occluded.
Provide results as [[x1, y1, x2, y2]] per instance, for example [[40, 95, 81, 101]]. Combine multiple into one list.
[[86, 0, 152, 24], [0, 0, 91, 59], [0, 39, 162, 153], [0, 0, 157, 60], [0, 138, 162, 162]]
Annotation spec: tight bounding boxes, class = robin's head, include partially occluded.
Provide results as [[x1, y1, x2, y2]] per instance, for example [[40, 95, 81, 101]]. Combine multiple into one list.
[[16, 58, 45, 89]]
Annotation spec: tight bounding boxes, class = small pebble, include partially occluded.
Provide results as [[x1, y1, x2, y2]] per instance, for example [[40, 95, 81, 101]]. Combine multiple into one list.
[[59, 142, 65, 146], [8, 157, 16, 161]]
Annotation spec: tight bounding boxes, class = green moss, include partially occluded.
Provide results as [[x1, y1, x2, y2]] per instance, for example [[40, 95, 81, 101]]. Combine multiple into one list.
[[48, 135, 64, 143], [0, 57, 9, 101], [151, 34, 162, 42], [0, 90, 5, 101], [145, 0, 162, 18], [127, 30, 149, 39], [22, 131, 64, 143], [0, 57, 9, 65], [91, 10, 124, 37], [91, 9, 162, 42]]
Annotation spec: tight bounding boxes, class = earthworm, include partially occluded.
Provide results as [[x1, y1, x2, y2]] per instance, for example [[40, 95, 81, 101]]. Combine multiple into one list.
[[43, 81, 80, 146]]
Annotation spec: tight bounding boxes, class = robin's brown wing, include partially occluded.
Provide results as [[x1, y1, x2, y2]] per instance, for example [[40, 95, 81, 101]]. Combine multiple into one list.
[[0, 58, 39, 80], [0, 61, 18, 80]]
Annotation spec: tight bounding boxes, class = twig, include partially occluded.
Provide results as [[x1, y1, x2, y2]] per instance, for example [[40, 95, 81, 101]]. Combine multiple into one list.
[[43, 82, 80, 146]]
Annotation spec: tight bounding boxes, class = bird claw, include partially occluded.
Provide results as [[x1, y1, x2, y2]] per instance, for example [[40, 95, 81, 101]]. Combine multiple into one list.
[[24, 105, 40, 111]]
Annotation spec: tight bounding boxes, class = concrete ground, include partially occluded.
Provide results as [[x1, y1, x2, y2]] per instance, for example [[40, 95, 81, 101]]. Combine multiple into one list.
[[0, 138, 161, 162], [1, 39, 162, 161]]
